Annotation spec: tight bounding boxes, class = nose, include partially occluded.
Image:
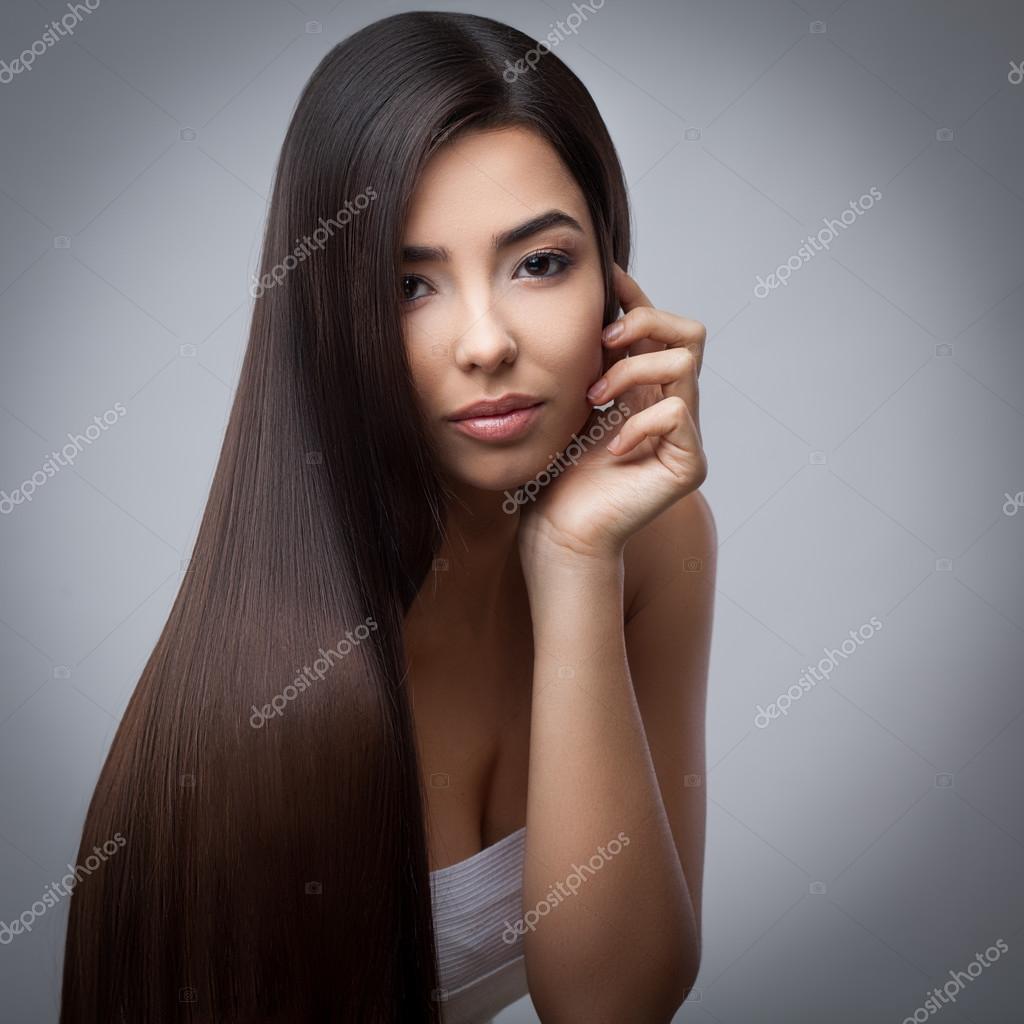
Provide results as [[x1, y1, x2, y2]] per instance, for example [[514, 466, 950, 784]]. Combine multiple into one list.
[[451, 293, 518, 372]]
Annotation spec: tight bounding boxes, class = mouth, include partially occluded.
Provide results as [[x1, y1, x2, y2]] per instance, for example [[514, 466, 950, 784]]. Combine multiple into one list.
[[446, 395, 545, 443], [448, 393, 544, 420]]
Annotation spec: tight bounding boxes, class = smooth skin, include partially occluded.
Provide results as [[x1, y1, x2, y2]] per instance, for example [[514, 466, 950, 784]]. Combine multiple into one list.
[[400, 126, 714, 1023]]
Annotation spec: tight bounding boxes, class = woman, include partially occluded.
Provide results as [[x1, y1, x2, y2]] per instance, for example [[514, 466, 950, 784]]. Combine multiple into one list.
[[59, 11, 714, 1023]]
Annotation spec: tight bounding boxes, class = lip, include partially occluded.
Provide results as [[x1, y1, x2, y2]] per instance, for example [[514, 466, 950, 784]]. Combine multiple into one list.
[[447, 393, 544, 420], [447, 398, 544, 442]]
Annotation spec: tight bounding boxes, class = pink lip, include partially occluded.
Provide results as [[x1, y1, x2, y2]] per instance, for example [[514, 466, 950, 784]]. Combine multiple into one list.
[[448, 402, 543, 442], [448, 392, 543, 419]]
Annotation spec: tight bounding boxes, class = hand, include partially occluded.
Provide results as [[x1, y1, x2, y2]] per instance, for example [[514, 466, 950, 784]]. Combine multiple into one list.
[[517, 264, 708, 568]]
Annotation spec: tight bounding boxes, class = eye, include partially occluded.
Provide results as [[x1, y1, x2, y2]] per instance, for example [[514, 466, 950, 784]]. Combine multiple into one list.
[[516, 250, 574, 280], [399, 250, 574, 307], [400, 275, 432, 305]]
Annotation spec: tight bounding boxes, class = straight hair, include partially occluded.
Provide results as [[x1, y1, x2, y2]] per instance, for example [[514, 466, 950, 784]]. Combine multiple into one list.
[[59, 11, 630, 1021]]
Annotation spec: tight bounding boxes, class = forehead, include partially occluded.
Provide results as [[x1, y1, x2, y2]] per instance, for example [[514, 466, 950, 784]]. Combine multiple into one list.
[[402, 126, 590, 242]]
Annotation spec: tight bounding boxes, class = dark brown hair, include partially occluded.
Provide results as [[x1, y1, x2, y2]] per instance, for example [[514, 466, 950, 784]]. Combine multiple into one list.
[[59, 10, 630, 1021]]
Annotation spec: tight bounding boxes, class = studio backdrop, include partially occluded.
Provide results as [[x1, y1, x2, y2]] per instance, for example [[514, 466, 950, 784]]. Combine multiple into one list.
[[1, 1, 1022, 1022]]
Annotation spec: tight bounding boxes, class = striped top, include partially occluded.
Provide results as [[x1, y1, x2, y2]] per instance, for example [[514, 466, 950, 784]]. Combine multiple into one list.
[[429, 826, 529, 1024]]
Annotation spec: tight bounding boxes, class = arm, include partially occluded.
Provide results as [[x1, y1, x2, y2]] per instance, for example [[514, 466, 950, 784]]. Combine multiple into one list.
[[520, 491, 715, 1022], [517, 263, 711, 1022], [623, 489, 715, 946]]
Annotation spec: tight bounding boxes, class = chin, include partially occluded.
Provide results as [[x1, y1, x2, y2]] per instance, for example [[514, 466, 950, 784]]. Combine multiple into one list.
[[448, 457, 546, 496]]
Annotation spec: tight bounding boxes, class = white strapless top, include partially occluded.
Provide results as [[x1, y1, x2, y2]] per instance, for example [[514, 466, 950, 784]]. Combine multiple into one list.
[[429, 826, 529, 1024]]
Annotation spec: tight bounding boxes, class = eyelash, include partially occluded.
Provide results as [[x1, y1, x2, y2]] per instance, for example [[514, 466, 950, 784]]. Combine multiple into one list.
[[399, 249, 575, 306]]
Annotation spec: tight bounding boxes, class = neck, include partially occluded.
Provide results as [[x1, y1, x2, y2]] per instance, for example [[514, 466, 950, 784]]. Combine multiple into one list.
[[410, 479, 525, 640]]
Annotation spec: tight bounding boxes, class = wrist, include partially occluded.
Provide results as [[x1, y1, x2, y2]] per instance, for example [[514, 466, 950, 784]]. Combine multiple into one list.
[[519, 516, 623, 568], [520, 538, 624, 591]]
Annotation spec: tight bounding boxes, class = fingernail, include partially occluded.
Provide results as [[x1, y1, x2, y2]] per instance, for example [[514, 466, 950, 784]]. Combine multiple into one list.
[[602, 321, 623, 342], [586, 379, 607, 401]]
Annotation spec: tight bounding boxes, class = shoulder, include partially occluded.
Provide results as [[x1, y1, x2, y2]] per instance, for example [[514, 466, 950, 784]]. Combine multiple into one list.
[[623, 489, 717, 625]]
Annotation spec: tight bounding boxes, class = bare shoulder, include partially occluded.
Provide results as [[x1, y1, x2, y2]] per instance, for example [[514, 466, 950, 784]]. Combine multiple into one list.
[[623, 489, 718, 623]]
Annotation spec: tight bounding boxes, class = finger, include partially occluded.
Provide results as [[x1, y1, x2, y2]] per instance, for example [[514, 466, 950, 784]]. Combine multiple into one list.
[[588, 347, 700, 435], [613, 263, 654, 314], [603, 305, 706, 373], [601, 280, 630, 374], [606, 265, 660, 357], [600, 330, 620, 378], [607, 396, 706, 480]]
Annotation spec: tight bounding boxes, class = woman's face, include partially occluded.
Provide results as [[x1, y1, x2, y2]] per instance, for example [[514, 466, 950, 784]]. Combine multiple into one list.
[[399, 125, 606, 494]]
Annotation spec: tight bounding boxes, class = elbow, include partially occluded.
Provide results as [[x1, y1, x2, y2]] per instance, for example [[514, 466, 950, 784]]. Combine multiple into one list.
[[530, 945, 701, 1024], [664, 946, 701, 1016], [635, 936, 703, 1022], [640, 944, 701, 1023], [639, 896, 702, 1020]]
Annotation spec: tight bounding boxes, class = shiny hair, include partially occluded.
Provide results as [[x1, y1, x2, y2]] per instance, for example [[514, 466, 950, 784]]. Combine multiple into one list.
[[59, 10, 630, 1021]]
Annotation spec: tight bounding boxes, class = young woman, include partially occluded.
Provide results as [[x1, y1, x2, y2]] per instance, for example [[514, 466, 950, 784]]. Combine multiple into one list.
[[59, 11, 715, 1024]]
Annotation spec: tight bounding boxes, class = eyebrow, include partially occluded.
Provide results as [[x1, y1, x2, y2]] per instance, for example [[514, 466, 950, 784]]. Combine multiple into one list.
[[401, 209, 584, 264]]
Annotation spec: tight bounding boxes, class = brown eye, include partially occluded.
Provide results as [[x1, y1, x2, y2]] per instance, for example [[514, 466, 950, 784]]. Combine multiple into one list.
[[517, 251, 572, 280], [400, 275, 429, 303]]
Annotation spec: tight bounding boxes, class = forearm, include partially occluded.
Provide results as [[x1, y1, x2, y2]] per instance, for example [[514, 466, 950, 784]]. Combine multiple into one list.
[[520, 551, 699, 1022]]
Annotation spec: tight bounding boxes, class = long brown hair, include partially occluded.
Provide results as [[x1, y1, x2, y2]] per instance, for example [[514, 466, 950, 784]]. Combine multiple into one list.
[[59, 11, 631, 1021]]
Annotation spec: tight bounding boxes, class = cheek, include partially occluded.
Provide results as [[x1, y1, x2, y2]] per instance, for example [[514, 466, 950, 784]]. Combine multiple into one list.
[[519, 273, 605, 382], [403, 334, 447, 415]]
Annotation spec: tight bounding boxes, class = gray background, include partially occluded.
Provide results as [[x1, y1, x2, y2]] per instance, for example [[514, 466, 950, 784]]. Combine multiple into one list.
[[1, 0, 1023, 1022]]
